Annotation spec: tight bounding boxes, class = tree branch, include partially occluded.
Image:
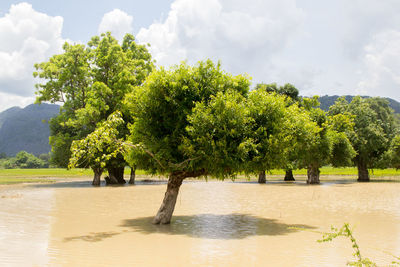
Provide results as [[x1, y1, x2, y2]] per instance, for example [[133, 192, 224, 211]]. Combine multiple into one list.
[[121, 141, 166, 170]]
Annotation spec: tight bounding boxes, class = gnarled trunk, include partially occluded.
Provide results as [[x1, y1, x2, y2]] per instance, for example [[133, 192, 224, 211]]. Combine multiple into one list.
[[106, 166, 126, 185], [357, 160, 370, 182], [153, 173, 184, 224], [307, 164, 320, 184], [153, 169, 206, 225], [129, 166, 136, 185], [258, 170, 266, 183], [92, 168, 102, 186], [284, 169, 295, 181]]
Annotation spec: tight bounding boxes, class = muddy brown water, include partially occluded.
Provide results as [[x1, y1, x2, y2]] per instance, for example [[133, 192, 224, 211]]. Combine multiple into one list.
[[1, 178, 400, 266]]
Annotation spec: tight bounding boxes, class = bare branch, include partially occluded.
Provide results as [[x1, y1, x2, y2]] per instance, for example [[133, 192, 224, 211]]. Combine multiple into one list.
[[121, 141, 166, 170], [168, 156, 201, 169]]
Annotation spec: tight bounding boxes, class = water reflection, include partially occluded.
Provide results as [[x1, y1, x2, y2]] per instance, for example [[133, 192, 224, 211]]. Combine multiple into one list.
[[121, 214, 316, 240]]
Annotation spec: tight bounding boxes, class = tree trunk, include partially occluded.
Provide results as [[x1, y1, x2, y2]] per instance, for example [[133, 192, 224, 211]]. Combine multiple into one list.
[[129, 166, 136, 185], [258, 170, 266, 183], [357, 160, 370, 182], [106, 166, 126, 185], [92, 168, 102, 186], [307, 164, 320, 184], [153, 173, 184, 224], [153, 169, 206, 224], [284, 169, 295, 181]]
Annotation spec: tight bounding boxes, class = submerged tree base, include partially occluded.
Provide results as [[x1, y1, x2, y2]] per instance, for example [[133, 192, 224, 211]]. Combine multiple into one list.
[[284, 169, 295, 181], [357, 162, 370, 182], [128, 167, 136, 185], [307, 165, 320, 184], [153, 169, 206, 224], [258, 171, 266, 183], [105, 166, 126, 185]]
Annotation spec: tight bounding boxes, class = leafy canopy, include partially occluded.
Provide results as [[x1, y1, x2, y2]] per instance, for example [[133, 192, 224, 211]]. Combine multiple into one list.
[[34, 32, 153, 169], [329, 96, 397, 168], [125, 60, 250, 176]]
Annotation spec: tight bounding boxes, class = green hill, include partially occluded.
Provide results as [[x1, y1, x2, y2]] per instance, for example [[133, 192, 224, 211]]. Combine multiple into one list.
[[318, 95, 400, 113], [0, 104, 60, 156]]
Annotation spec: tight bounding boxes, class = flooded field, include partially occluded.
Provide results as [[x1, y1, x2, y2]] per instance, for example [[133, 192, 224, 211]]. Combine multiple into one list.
[[1, 178, 400, 266]]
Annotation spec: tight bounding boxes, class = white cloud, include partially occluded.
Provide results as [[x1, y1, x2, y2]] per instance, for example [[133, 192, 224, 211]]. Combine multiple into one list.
[[357, 30, 400, 99], [341, 0, 400, 60], [0, 2, 65, 98], [137, 0, 305, 79], [98, 9, 133, 40], [0, 92, 35, 112]]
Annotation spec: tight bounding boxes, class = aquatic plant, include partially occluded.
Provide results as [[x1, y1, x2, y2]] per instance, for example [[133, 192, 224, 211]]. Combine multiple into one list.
[[318, 223, 400, 267]]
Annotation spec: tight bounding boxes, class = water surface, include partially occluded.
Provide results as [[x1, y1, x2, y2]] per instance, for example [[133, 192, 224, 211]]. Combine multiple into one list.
[[1, 179, 400, 266]]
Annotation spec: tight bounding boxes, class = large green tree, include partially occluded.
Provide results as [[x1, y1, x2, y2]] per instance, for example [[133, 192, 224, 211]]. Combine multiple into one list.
[[329, 96, 397, 181], [34, 32, 153, 184], [125, 60, 250, 224]]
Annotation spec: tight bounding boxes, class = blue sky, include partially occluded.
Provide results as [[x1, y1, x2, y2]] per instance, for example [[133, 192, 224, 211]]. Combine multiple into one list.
[[0, 0, 400, 111], [0, 0, 173, 41]]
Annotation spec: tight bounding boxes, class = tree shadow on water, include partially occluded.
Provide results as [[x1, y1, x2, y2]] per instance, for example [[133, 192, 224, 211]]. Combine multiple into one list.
[[64, 231, 120, 242], [121, 213, 316, 240]]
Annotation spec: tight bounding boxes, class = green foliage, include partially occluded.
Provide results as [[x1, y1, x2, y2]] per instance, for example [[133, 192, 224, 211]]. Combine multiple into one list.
[[319, 224, 376, 266], [329, 96, 397, 170], [318, 223, 400, 266], [34, 32, 153, 170], [125, 60, 250, 176], [184, 87, 330, 179], [292, 105, 355, 171], [38, 153, 51, 167], [255, 82, 300, 102], [328, 114, 357, 167], [1, 151, 47, 169], [245, 90, 315, 173], [47, 114, 77, 167], [69, 112, 127, 171], [184, 89, 253, 178], [381, 135, 400, 169]]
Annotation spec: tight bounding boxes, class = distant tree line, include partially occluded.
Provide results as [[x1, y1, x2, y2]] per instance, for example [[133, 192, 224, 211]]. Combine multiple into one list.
[[34, 33, 400, 224], [0, 151, 50, 169]]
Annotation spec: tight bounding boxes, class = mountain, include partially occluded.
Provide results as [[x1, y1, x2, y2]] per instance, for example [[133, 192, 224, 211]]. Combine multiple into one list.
[[0, 106, 21, 128], [318, 95, 400, 114], [0, 104, 60, 156]]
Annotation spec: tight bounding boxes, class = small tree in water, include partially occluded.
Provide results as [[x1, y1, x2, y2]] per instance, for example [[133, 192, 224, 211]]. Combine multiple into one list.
[[329, 96, 397, 182], [244, 88, 318, 183], [254, 83, 301, 182], [294, 98, 355, 184]]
